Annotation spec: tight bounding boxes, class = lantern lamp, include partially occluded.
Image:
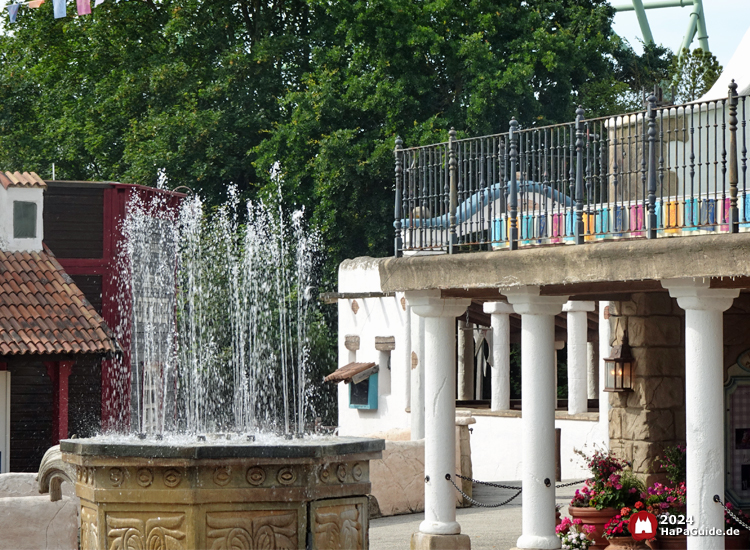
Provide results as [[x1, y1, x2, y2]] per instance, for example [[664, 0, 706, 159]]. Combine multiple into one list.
[[604, 332, 634, 392]]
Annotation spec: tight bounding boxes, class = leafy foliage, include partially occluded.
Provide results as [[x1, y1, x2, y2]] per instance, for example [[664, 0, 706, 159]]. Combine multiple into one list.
[[657, 444, 686, 485], [669, 48, 722, 103], [0, 0, 634, 268]]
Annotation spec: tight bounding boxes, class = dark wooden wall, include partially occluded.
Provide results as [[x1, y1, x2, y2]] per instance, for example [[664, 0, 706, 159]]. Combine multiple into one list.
[[43, 184, 105, 259], [5, 358, 52, 473], [3, 356, 102, 472], [69, 357, 101, 438]]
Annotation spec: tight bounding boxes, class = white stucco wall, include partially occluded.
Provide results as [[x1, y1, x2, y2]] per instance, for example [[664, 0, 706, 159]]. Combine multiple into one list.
[[0, 186, 44, 252], [337, 259, 410, 435], [467, 414, 606, 481], [336, 257, 608, 482]]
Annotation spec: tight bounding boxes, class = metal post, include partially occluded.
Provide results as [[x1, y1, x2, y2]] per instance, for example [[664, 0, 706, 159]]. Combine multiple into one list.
[[575, 106, 585, 245], [729, 80, 740, 233], [449, 128, 458, 254], [647, 94, 658, 239], [394, 136, 403, 256], [509, 118, 519, 250]]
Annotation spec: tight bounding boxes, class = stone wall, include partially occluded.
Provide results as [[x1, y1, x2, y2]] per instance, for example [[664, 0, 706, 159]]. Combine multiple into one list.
[[608, 292, 686, 485], [369, 439, 425, 516], [0, 473, 78, 550]]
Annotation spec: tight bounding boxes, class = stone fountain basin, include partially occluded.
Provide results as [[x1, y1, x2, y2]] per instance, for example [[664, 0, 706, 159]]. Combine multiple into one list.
[[61, 436, 384, 550]]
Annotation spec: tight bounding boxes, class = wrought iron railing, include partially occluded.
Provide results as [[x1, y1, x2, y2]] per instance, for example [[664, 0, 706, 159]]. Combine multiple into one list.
[[394, 81, 748, 255]]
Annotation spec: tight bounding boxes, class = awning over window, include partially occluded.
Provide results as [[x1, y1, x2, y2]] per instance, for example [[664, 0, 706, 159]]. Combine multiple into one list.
[[324, 362, 378, 384]]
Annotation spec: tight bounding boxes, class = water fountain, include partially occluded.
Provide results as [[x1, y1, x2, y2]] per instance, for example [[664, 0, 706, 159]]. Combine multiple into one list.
[[60, 186, 383, 550]]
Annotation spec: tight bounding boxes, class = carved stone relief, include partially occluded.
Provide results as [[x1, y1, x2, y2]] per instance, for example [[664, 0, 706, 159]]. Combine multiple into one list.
[[245, 467, 265, 486], [205, 510, 297, 550], [136, 468, 153, 488], [80, 507, 99, 550], [336, 464, 347, 483], [276, 467, 296, 486], [313, 503, 363, 550], [77, 466, 96, 486], [319, 466, 331, 484], [352, 463, 363, 481], [107, 513, 186, 550], [213, 466, 231, 486], [109, 468, 124, 487], [163, 468, 182, 488]]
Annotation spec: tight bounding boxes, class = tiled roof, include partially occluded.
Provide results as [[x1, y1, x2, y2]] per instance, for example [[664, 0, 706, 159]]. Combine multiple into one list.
[[0, 247, 119, 356], [0, 171, 46, 190]]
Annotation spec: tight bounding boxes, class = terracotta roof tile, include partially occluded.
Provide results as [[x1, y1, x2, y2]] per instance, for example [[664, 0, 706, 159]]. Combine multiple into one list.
[[324, 362, 378, 383], [0, 249, 119, 356], [0, 171, 46, 190]]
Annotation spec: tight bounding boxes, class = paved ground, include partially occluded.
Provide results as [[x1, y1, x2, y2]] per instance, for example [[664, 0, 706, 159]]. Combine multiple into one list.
[[370, 480, 581, 550]]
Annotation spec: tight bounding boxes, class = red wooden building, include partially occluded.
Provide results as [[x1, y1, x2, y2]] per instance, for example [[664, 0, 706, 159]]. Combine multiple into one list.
[[43, 180, 185, 432], [0, 172, 184, 472]]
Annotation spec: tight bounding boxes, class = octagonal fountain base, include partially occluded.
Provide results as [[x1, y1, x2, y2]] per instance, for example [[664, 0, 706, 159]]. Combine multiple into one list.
[[61, 436, 384, 550]]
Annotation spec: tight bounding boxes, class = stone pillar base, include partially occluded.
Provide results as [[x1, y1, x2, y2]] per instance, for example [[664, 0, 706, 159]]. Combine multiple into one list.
[[411, 531, 471, 550]]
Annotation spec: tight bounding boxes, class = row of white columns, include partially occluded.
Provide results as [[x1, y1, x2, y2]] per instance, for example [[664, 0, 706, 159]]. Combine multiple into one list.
[[406, 278, 737, 550]]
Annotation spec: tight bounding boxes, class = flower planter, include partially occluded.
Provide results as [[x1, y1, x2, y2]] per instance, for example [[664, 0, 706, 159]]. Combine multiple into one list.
[[725, 531, 750, 549], [569, 506, 618, 550], [605, 536, 650, 550]]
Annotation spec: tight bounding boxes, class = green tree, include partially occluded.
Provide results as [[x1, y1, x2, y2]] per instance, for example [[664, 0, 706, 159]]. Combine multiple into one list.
[[0, 0, 311, 199], [580, 40, 674, 115], [254, 0, 624, 270], [669, 48, 722, 103]]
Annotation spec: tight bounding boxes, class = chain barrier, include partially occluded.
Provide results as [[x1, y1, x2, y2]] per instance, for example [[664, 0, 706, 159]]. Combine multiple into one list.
[[446, 474, 522, 508], [446, 474, 589, 508], [453, 473, 522, 491], [555, 478, 591, 488], [714, 495, 750, 532]]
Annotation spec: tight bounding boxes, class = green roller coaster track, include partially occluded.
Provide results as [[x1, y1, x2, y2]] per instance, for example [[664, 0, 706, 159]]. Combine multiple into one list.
[[611, 0, 709, 55]]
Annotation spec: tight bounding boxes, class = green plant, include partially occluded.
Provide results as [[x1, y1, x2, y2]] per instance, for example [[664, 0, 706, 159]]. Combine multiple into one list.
[[641, 481, 686, 515], [658, 445, 686, 485], [571, 449, 644, 510]]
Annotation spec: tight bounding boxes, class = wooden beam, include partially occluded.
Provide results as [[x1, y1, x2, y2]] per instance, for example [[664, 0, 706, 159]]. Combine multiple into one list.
[[441, 281, 667, 302], [441, 288, 502, 301], [319, 291, 396, 304], [539, 280, 663, 297], [710, 277, 750, 289]]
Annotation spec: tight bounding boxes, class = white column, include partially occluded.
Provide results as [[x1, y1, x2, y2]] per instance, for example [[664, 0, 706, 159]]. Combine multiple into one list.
[[598, 301, 611, 449], [563, 301, 595, 415], [484, 301, 514, 411], [505, 287, 567, 550], [406, 290, 470, 537], [457, 320, 474, 401], [411, 311, 426, 440], [587, 342, 598, 399], [663, 278, 738, 550], [404, 302, 412, 413]]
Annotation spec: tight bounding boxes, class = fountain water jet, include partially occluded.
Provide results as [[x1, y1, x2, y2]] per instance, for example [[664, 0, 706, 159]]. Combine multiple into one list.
[[62, 187, 383, 550]]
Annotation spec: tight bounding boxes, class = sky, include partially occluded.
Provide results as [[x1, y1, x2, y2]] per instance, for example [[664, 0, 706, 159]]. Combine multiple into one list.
[[612, 0, 750, 68]]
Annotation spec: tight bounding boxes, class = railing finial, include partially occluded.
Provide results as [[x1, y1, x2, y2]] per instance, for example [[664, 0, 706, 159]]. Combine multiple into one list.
[[729, 80, 740, 233], [509, 117, 519, 250], [646, 94, 658, 239], [448, 127, 458, 254], [575, 107, 585, 244]]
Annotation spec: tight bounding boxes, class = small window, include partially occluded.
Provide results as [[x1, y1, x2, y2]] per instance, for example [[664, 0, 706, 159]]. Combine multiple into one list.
[[13, 201, 37, 239]]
